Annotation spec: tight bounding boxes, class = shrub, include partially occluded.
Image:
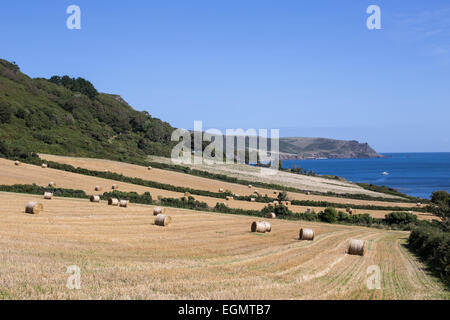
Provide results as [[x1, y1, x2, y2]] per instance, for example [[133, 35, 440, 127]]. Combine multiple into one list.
[[319, 207, 338, 223], [385, 212, 418, 226]]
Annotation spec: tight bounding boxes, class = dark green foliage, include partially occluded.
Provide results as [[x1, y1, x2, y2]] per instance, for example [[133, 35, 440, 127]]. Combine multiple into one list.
[[49, 75, 98, 99], [160, 197, 208, 210], [0, 184, 87, 198], [101, 191, 153, 205], [319, 207, 338, 223], [384, 212, 418, 226], [0, 100, 13, 124], [409, 226, 450, 286], [357, 183, 422, 201], [0, 59, 176, 163], [277, 191, 288, 202]]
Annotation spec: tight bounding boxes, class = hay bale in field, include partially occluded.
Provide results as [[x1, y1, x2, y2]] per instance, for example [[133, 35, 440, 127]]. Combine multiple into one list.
[[226, 196, 234, 201], [254, 190, 259, 194], [299, 228, 315, 241], [248, 185, 252, 188], [347, 239, 365, 256], [119, 200, 129, 208], [14, 160, 20, 166], [219, 188, 224, 192], [108, 198, 119, 206], [111, 184, 119, 190], [90, 195, 100, 203], [25, 202, 43, 215], [273, 201, 279, 206], [346, 207, 353, 214], [306, 207, 312, 213], [153, 207, 165, 215], [286, 201, 291, 206], [251, 221, 266, 233], [306, 191, 311, 195], [41, 163, 48, 168], [266, 212, 276, 219], [184, 192, 190, 197], [263, 221, 271, 232], [147, 166, 152, 171], [250, 198, 256, 202], [94, 186, 102, 191], [43, 192, 53, 200], [416, 202, 422, 207], [48, 182, 56, 188], [155, 214, 171, 226]]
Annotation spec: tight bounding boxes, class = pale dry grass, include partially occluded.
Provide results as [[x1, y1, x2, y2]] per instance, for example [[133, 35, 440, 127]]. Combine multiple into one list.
[[0, 158, 434, 221], [0, 192, 447, 300], [146, 155, 403, 198], [39, 154, 427, 209]]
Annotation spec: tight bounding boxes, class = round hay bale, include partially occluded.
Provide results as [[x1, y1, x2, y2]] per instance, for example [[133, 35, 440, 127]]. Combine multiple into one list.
[[219, 188, 224, 192], [155, 214, 171, 226], [48, 182, 56, 188], [184, 192, 191, 197], [25, 202, 43, 215], [248, 185, 252, 188], [251, 221, 266, 233], [306, 207, 312, 213], [111, 184, 119, 190], [266, 212, 276, 219], [153, 207, 165, 215], [348, 239, 365, 256], [90, 195, 100, 203], [286, 201, 291, 206], [306, 191, 311, 195], [147, 166, 152, 171], [347, 208, 353, 214], [299, 228, 315, 241], [108, 198, 119, 206], [263, 222, 271, 232], [273, 201, 279, 206], [250, 198, 256, 202], [41, 163, 48, 168], [416, 202, 422, 207], [94, 186, 102, 191], [254, 190, 259, 194], [14, 160, 20, 166], [268, 203, 274, 208], [226, 196, 234, 201], [119, 200, 129, 208], [43, 192, 53, 200]]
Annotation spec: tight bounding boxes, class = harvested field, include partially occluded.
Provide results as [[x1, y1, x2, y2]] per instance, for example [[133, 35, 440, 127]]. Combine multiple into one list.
[[0, 158, 434, 221], [0, 192, 447, 300], [40, 154, 420, 209]]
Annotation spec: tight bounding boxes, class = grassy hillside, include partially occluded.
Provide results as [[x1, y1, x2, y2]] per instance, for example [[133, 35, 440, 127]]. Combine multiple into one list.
[[279, 137, 381, 159], [0, 59, 175, 163]]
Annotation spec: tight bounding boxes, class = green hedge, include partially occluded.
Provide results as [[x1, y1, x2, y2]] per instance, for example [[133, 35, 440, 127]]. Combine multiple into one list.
[[0, 184, 87, 198], [408, 226, 450, 286]]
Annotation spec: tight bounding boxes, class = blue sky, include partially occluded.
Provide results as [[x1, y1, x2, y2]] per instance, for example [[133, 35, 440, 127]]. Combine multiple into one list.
[[1, 0, 449, 152]]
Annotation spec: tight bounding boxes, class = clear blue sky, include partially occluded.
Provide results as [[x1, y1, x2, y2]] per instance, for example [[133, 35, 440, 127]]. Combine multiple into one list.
[[1, 0, 449, 152]]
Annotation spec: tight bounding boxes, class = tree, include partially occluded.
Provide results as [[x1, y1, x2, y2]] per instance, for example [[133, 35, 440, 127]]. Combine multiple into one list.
[[0, 101, 13, 124], [429, 191, 450, 231]]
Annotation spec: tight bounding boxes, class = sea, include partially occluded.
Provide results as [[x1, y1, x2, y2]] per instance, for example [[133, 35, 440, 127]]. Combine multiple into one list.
[[282, 153, 450, 199]]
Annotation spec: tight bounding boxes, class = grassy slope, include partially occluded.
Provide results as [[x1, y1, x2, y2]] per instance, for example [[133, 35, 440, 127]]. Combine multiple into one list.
[[0, 59, 175, 162]]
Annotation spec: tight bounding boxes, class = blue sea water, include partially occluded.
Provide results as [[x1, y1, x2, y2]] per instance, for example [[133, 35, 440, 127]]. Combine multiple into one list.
[[282, 153, 450, 199]]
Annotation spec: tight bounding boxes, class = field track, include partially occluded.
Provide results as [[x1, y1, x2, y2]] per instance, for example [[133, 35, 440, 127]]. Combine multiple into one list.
[[0, 192, 447, 299], [0, 158, 435, 220]]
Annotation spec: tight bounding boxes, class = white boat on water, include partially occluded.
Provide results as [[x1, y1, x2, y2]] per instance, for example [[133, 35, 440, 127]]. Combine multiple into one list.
[[381, 171, 389, 176]]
